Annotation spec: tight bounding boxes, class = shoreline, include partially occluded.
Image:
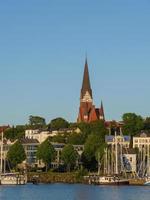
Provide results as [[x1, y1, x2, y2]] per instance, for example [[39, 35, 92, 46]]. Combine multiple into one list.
[[27, 172, 85, 184], [27, 172, 146, 186]]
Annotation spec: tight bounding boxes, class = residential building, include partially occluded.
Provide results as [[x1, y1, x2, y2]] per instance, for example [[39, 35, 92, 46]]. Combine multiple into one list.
[[25, 127, 81, 144], [133, 132, 150, 149], [20, 138, 39, 166]]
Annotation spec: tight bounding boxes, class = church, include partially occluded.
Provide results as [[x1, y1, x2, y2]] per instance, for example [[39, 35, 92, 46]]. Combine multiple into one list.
[[77, 59, 105, 123]]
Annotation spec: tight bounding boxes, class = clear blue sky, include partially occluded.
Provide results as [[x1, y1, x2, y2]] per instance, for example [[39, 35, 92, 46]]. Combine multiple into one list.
[[0, 0, 150, 125]]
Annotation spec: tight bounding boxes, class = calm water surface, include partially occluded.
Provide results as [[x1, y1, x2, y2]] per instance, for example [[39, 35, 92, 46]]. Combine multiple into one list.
[[0, 183, 150, 200]]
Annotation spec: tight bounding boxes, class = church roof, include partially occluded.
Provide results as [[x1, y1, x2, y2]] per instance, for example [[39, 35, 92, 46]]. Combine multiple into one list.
[[81, 58, 92, 99]]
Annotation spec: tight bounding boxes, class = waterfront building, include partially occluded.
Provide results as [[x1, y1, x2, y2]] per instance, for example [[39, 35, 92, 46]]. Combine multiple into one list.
[[133, 132, 150, 149], [122, 148, 137, 173], [25, 129, 50, 144], [37, 143, 84, 169], [20, 138, 39, 166], [1, 136, 84, 169], [133, 132, 150, 177], [1, 138, 39, 168], [77, 59, 105, 123]]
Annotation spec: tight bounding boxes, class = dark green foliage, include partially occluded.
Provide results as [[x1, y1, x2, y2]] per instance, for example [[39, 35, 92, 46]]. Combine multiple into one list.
[[122, 113, 144, 136], [84, 134, 102, 162], [81, 153, 97, 171], [36, 140, 56, 171], [82, 121, 108, 170], [83, 121, 108, 161], [77, 122, 91, 137], [4, 126, 25, 141], [7, 141, 26, 168], [90, 120, 108, 142], [77, 121, 108, 144], [49, 117, 69, 130], [51, 134, 66, 143], [29, 115, 46, 128], [144, 117, 150, 131], [95, 143, 107, 162], [67, 132, 85, 145], [61, 144, 78, 172]]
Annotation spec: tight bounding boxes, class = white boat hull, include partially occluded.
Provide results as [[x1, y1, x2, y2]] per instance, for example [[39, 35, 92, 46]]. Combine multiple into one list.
[[0, 173, 27, 185], [98, 176, 129, 185], [144, 179, 150, 186]]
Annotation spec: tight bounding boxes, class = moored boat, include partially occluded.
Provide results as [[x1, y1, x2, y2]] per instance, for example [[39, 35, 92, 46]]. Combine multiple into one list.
[[98, 175, 129, 185], [144, 177, 150, 186], [0, 173, 27, 185], [0, 131, 27, 185]]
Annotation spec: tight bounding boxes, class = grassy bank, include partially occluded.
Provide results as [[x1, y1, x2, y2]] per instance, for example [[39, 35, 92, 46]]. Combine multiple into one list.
[[27, 171, 87, 184]]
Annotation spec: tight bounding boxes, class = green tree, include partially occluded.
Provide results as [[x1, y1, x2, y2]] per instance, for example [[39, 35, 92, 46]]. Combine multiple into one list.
[[90, 120, 108, 142], [77, 121, 108, 142], [36, 140, 56, 171], [52, 134, 66, 143], [29, 115, 46, 128], [122, 113, 144, 136], [4, 126, 25, 141], [7, 141, 26, 169], [83, 122, 107, 171], [78, 122, 91, 137], [49, 117, 69, 130], [67, 132, 85, 145], [61, 144, 78, 172], [84, 134, 102, 162]]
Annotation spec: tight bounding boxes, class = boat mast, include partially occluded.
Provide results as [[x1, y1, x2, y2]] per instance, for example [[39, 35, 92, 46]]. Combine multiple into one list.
[[115, 130, 118, 174], [120, 127, 123, 173], [0, 131, 3, 175], [147, 144, 150, 176]]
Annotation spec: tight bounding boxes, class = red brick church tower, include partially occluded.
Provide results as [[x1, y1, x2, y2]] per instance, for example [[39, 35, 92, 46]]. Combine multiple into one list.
[[77, 58, 105, 123]]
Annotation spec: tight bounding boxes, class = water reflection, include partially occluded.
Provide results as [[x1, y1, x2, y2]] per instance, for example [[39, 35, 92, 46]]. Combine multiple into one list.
[[0, 184, 150, 200]]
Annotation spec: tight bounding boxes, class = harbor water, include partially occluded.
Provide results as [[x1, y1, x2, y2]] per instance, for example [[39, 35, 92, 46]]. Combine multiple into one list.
[[0, 183, 150, 200]]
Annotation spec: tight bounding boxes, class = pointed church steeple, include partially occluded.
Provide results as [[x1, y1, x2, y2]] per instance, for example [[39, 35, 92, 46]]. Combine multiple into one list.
[[81, 58, 93, 100], [77, 58, 106, 123], [99, 101, 105, 120]]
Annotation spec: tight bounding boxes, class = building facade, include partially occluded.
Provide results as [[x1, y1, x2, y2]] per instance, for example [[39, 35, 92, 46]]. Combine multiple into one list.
[[133, 132, 150, 149]]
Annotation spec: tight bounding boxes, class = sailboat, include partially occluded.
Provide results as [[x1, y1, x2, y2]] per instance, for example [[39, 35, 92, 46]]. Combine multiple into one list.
[[96, 130, 129, 185], [0, 131, 27, 185]]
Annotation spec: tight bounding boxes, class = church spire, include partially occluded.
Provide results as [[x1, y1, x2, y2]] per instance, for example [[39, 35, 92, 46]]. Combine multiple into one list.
[[81, 58, 93, 99], [100, 101, 105, 120]]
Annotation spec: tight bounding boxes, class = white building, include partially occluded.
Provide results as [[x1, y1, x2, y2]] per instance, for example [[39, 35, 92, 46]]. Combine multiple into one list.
[[25, 129, 50, 144], [123, 149, 137, 173], [25, 129, 39, 138], [133, 132, 150, 149], [25, 127, 81, 144]]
